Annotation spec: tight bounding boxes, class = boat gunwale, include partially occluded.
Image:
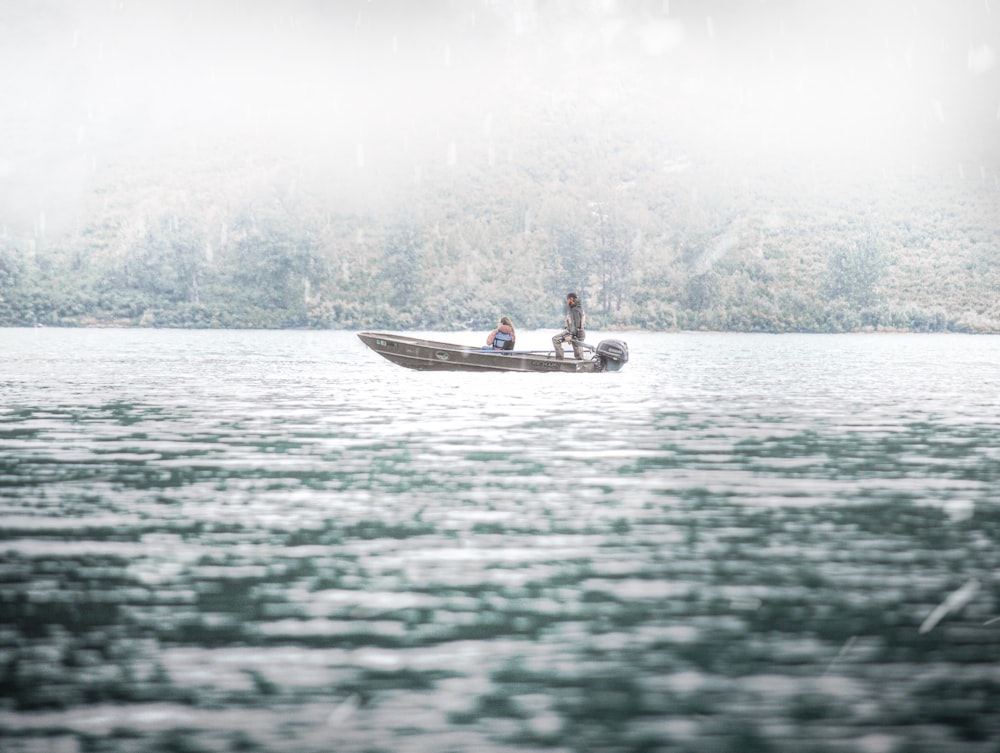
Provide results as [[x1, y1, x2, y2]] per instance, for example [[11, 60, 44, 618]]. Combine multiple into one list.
[[357, 331, 601, 372], [358, 331, 592, 357]]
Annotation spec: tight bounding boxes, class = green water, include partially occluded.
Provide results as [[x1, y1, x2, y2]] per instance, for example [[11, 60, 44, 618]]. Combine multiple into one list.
[[2, 328, 999, 752]]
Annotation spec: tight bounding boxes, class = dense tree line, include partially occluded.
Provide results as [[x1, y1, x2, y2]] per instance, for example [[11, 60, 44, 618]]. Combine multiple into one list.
[[2, 108, 998, 334]]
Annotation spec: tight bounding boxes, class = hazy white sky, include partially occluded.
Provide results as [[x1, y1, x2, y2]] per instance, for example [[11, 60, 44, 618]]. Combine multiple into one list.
[[1, 0, 997, 235]]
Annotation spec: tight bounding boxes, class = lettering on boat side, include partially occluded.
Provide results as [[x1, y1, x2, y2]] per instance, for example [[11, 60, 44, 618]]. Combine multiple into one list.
[[435, 351, 449, 360]]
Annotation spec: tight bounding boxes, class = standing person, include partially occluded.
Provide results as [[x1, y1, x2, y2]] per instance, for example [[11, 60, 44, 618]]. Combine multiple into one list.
[[486, 316, 516, 350], [552, 292, 586, 359]]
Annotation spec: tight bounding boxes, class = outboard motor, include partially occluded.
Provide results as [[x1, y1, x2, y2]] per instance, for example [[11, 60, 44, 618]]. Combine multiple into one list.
[[595, 339, 629, 372]]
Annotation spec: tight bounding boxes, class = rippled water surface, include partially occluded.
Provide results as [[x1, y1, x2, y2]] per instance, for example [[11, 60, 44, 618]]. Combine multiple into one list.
[[2, 328, 1000, 752]]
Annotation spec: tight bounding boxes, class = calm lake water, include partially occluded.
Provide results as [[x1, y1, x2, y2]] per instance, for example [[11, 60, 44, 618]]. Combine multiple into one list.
[[2, 328, 999, 753]]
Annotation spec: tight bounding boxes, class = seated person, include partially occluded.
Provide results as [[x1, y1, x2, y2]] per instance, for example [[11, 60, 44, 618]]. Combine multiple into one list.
[[486, 316, 516, 350]]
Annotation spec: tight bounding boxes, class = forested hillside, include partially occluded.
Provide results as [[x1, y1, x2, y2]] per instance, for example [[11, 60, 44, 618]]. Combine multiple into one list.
[[2, 1, 997, 332]]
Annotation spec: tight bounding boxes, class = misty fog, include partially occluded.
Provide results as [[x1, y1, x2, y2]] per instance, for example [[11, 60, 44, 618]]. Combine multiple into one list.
[[3, 0, 997, 240]]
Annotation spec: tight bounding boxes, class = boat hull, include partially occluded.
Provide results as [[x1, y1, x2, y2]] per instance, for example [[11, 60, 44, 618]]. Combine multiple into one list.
[[357, 332, 601, 373]]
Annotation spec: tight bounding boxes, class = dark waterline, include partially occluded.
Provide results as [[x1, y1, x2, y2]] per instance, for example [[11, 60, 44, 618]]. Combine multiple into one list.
[[2, 329, 999, 752]]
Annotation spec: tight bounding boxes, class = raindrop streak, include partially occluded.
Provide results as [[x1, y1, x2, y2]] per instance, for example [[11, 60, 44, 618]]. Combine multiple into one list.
[[822, 635, 857, 676], [919, 579, 981, 634]]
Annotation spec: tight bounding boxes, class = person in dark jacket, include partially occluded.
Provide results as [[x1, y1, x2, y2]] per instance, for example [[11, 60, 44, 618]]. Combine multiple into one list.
[[552, 292, 586, 359]]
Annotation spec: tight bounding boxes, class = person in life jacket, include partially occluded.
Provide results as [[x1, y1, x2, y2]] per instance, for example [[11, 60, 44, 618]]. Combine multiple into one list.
[[552, 292, 586, 359], [487, 316, 516, 350]]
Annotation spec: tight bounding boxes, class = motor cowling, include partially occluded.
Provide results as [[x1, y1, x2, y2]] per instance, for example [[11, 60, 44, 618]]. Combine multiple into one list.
[[595, 339, 629, 372]]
